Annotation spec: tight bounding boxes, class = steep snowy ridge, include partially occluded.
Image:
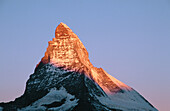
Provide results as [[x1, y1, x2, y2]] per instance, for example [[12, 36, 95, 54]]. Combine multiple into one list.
[[0, 23, 157, 111]]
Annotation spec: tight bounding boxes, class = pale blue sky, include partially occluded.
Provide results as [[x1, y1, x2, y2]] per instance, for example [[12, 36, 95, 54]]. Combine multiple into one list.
[[0, 0, 170, 111]]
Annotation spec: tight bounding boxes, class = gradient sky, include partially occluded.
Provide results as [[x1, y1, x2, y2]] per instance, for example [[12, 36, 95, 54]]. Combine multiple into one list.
[[0, 0, 170, 111]]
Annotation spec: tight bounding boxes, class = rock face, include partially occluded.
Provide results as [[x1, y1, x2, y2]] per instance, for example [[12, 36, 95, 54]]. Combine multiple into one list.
[[41, 23, 92, 73], [41, 23, 129, 94], [0, 23, 157, 111]]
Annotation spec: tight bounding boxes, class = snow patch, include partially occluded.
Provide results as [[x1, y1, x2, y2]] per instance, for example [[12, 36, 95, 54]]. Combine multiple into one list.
[[97, 90, 157, 111], [0, 107, 3, 111], [105, 70, 131, 90], [19, 87, 78, 111]]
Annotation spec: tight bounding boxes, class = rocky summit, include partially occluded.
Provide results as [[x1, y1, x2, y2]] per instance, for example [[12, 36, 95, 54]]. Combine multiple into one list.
[[0, 23, 157, 111]]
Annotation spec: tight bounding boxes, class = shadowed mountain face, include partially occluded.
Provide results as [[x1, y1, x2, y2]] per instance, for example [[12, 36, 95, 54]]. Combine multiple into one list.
[[0, 23, 157, 111]]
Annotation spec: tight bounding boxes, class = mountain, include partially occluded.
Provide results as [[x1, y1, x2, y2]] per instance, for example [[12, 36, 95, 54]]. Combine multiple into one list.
[[0, 23, 157, 111]]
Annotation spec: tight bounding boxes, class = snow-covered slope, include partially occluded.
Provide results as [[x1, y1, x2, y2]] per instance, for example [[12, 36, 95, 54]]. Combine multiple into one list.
[[0, 23, 157, 111], [25, 64, 157, 111], [19, 87, 78, 111]]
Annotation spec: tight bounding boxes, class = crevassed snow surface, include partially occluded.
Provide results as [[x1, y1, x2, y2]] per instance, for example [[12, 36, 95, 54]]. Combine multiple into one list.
[[18, 87, 78, 111], [97, 90, 157, 111]]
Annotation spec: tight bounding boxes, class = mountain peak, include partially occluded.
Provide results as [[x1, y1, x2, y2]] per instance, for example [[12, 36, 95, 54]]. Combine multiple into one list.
[[55, 22, 72, 37], [40, 23, 130, 94], [41, 23, 92, 74], [59, 22, 70, 29], [0, 23, 157, 111]]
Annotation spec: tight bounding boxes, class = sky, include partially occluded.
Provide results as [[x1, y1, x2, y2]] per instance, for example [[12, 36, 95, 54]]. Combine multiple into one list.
[[0, 0, 169, 111]]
